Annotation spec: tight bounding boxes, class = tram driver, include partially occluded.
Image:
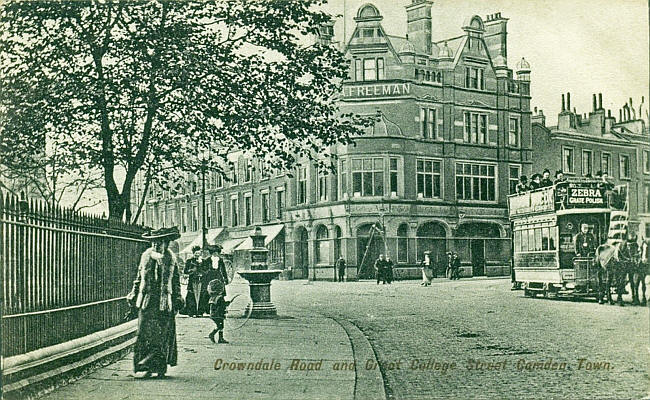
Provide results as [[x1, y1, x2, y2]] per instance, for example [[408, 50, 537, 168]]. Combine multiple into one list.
[[574, 223, 596, 257]]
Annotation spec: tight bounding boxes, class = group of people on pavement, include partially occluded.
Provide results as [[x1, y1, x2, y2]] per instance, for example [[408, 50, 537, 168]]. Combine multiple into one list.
[[181, 243, 231, 343], [126, 228, 232, 379], [374, 254, 394, 284], [420, 251, 462, 286]]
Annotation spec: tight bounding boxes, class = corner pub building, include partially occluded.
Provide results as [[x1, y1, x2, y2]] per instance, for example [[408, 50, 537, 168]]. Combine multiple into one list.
[[135, 1, 534, 280]]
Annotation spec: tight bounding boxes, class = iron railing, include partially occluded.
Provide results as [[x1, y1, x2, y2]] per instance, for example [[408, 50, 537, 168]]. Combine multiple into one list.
[[1, 192, 147, 357]]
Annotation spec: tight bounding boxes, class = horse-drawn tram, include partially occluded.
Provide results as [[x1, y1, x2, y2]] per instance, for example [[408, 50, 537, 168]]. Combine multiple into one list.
[[507, 178, 625, 299]]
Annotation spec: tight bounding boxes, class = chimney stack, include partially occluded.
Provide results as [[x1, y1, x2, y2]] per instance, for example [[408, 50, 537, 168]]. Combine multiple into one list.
[[405, 0, 433, 54], [484, 11, 509, 60]]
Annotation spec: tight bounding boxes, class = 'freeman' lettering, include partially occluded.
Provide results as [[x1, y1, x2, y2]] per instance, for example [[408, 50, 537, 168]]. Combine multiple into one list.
[[345, 83, 411, 98]]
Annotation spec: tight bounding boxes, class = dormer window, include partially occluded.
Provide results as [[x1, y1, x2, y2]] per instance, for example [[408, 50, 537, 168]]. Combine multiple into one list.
[[362, 58, 384, 81]]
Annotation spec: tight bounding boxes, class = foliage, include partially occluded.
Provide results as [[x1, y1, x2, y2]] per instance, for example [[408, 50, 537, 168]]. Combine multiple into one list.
[[0, 0, 368, 220]]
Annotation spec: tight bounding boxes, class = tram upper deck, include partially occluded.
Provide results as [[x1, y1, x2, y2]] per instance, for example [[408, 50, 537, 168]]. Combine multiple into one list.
[[507, 178, 623, 218]]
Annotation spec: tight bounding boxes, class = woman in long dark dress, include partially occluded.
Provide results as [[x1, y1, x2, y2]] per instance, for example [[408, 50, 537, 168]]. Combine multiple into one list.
[[182, 246, 207, 317], [127, 227, 184, 379]]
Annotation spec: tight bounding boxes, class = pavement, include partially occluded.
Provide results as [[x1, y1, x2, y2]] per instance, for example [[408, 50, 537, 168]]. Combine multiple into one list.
[[35, 275, 650, 400], [37, 277, 384, 400]]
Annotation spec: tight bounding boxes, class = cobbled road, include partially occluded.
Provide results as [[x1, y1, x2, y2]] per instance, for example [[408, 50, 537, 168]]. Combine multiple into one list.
[[270, 277, 649, 400]]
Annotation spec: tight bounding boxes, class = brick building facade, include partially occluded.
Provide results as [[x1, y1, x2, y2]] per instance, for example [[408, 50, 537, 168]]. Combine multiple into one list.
[[531, 93, 650, 237], [136, 1, 533, 280]]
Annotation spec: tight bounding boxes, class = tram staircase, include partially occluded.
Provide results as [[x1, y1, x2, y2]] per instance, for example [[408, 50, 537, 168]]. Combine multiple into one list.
[[601, 184, 630, 267], [573, 185, 628, 289]]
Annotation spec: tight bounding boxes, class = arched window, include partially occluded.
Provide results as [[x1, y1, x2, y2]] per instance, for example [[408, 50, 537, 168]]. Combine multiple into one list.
[[397, 223, 409, 263], [315, 225, 330, 264], [436, 72, 442, 83], [416, 222, 447, 269], [426, 71, 430, 81]]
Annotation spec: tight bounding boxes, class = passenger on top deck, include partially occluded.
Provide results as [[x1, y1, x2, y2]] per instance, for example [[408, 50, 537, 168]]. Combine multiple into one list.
[[540, 169, 553, 187], [515, 175, 530, 194], [529, 173, 542, 190], [554, 170, 565, 184]]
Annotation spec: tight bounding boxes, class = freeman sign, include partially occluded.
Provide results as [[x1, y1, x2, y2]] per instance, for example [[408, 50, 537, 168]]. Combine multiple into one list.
[[343, 83, 411, 98], [567, 188, 605, 207]]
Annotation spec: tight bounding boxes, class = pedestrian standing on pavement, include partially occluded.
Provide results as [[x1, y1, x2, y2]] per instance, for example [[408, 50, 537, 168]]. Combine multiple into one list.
[[207, 277, 231, 344], [385, 255, 394, 284], [420, 251, 433, 286], [199, 244, 229, 314], [182, 245, 207, 317], [451, 252, 462, 280], [126, 227, 184, 379], [374, 254, 385, 285], [336, 256, 346, 282]]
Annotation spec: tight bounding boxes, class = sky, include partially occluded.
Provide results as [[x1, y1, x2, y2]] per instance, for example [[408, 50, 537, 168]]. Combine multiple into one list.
[[322, 0, 650, 125]]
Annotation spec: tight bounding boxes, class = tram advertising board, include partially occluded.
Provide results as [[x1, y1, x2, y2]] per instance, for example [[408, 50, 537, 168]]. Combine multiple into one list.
[[563, 182, 607, 208]]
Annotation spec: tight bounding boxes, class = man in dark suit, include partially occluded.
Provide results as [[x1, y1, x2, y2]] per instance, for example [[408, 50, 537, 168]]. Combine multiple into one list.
[[374, 254, 385, 285], [335, 256, 346, 282], [574, 223, 596, 257], [540, 169, 553, 187]]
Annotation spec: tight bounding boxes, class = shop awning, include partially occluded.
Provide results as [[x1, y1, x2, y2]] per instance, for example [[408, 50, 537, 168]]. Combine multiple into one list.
[[180, 228, 225, 254], [219, 238, 246, 254], [234, 224, 284, 251]]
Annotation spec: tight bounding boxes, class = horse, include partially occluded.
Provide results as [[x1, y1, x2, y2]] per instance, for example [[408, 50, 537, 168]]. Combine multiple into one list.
[[631, 241, 649, 306], [619, 239, 641, 306], [594, 243, 628, 306]]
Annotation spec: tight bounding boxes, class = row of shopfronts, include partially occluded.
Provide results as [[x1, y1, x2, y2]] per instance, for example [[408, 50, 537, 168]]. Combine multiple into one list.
[[172, 200, 512, 281]]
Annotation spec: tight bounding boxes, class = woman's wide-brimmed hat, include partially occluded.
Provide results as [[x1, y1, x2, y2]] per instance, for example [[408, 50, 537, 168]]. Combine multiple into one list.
[[142, 226, 181, 241], [206, 243, 223, 254]]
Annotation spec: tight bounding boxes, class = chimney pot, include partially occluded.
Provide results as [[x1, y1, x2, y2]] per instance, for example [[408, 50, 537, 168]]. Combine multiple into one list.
[[567, 92, 571, 111], [592, 94, 597, 112], [619, 109, 622, 121], [598, 93, 602, 109], [561, 94, 566, 111], [608, 109, 611, 118]]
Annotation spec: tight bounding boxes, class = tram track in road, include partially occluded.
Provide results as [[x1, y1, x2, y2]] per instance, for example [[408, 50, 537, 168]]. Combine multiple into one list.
[[323, 314, 389, 400]]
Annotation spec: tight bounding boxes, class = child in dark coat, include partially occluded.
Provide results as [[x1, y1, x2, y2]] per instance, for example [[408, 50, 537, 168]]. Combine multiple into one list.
[[207, 278, 230, 344]]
